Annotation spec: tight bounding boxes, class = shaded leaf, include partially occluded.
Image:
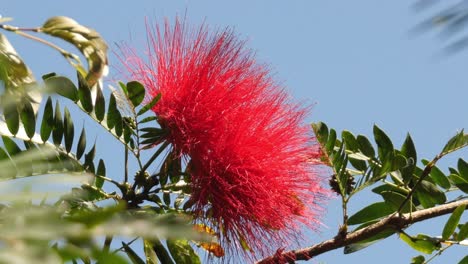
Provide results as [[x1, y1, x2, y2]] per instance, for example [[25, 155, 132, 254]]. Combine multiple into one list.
[[373, 125, 394, 161], [40, 97, 54, 142], [401, 134, 417, 183], [52, 101, 63, 146], [415, 180, 446, 208], [458, 159, 468, 181], [449, 174, 468, 193], [381, 191, 415, 213], [63, 107, 74, 153], [76, 127, 86, 160], [143, 240, 159, 264], [429, 165, 451, 190], [411, 255, 425, 264], [95, 159, 105, 189], [311, 122, 328, 146], [107, 93, 121, 130], [458, 222, 468, 242], [94, 83, 105, 122], [357, 134, 375, 158], [77, 72, 93, 113]]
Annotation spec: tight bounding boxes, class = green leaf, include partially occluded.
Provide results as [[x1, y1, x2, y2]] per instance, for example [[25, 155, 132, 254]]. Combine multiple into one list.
[[373, 125, 394, 161], [138, 93, 161, 116], [76, 127, 86, 160], [450, 174, 468, 193], [43, 76, 78, 102], [52, 101, 63, 146], [95, 159, 105, 189], [122, 242, 145, 264], [441, 130, 468, 156], [63, 107, 74, 153], [401, 134, 417, 183], [4, 103, 19, 135], [94, 83, 105, 122], [411, 255, 425, 264], [415, 180, 446, 208], [311, 122, 328, 146], [40, 97, 54, 142], [357, 134, 375, 157], [348, 202, 395, 225], [20, 102, 36, 139], [127, 81, 145, 108], [42, 16, 108, 87], [342, 130, 359, 152], [458, 222, 468, 241], [166, 239, 201, 264], [381, 191, 415, 213], [143, 240, 159, 264], [458, 255, 468, 264], [2, 136, 21, 156], [399, 232, 437, 254], [344, 221, 395, 254], [107, 93, 121, 130], [152, 239, 174, 264], [442, 204, 466, 240], [139, 116, 158, 124], [77, 72, 93, 113], [458, 159, 468, 181], [429, 165, 451, 190], [326, 128, 337, 153]]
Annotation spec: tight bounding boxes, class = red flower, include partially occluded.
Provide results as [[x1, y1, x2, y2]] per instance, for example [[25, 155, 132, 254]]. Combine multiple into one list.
[[122, 18, 328, 260]]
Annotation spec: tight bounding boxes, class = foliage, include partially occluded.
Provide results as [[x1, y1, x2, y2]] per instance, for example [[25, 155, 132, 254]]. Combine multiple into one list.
[[0, 11, 466, 264]]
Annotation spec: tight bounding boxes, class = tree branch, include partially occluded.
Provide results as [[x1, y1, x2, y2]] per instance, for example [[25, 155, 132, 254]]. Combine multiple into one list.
[[256, 199, 468, 264]]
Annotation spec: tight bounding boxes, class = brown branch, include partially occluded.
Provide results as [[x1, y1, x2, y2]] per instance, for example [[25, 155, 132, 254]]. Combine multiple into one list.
[[256, 199, 468, 264]]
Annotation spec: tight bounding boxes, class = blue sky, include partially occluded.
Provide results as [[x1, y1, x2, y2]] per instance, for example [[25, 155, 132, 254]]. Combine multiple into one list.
[[3, 1, 468, 263]]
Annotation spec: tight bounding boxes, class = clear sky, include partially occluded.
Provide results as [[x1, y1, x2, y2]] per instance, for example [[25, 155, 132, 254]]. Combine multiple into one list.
[[3, 1, 468, 263]]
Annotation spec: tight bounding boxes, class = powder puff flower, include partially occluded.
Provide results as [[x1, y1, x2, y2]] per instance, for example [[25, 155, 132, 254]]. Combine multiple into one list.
[[122, 18, 328, 261]]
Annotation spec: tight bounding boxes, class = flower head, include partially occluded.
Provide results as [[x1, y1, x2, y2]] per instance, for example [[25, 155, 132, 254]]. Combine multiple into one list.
[[122, 18, 328, 260]]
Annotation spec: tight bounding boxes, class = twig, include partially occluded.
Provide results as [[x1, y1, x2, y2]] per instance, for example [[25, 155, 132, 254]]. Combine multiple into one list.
[[256, 199, 468, 264]]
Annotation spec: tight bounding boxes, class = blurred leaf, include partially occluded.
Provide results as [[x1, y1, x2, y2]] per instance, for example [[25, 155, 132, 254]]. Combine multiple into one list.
[[400, 232, 437, 254], [344, 224, 394, 254], [127, 81, 145, 108], [4, 102, 19, 135], [41, 16, 108, 87], [19, 101, 36, 139], [342, 130, 359, 152], [77, 72, 93, 113], [442, 204, 466, 240], [166, 239, 201, 264], [63, 107, 74, 153], [348, 202, 395, 225], [0, 33, 35, 88], [2, 136, 21, 155], [40, 97, 54, 142], [43, 75, 78, 102], [326, 128, 337, 153], [138, 93, 161, 116], [76, 127, 86, 160]]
